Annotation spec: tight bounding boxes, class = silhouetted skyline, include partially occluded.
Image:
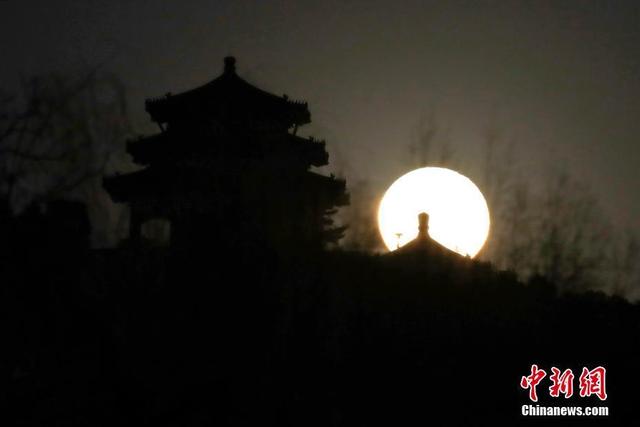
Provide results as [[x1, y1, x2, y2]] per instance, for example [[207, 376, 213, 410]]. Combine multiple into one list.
[[2, 1, 640, 230], [3, 4, 640, 424]]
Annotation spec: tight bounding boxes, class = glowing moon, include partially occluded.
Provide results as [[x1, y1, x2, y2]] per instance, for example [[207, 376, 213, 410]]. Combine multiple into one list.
[[378, 167, 490, 257]]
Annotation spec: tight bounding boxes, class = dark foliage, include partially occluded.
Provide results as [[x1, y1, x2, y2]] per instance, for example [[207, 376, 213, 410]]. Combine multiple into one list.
[[2, 58, 636, 426], [2, 215, 638, 425]]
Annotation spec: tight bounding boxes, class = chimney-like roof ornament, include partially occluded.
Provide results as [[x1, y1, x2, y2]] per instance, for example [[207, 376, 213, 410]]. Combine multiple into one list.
[[418, 212, 429, 239], [224, 56, 236, 74]]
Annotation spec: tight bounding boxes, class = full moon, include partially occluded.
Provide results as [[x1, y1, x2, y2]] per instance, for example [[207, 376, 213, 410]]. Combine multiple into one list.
[[378, 167, 490, 257]]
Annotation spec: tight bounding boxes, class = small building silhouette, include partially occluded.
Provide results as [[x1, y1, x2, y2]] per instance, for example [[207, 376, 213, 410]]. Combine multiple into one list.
[[391, 212, 465, 261], [104, 57, 348, 250]]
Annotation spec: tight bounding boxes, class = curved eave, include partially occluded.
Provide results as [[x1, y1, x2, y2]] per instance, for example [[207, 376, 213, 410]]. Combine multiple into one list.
[[390, 235, 466, 261], [127, 134, 168, 165], [127, 132, 330, 169], [145, 71, 310, 127], [103, 169, 169, 203], [305, 172, 349, 207], [281, 135, 329, 167]]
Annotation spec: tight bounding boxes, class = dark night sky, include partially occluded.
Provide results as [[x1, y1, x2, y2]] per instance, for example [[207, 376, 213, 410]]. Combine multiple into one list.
[[2, 1, 640, 229]]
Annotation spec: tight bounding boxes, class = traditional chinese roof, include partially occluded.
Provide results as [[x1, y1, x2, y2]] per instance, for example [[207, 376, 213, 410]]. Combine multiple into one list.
[[127, 131, 329, 167], [145, 57, 310, 128], [104, 167, 348, 207], [127, 134, 166, 165], [390, 213, 465, 260], [304, 172, 349, 207], [103, 168, 175, 203]]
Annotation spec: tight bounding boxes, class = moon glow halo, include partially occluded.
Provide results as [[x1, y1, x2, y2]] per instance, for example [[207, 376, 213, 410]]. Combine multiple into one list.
[[377, 167, 490, 258]]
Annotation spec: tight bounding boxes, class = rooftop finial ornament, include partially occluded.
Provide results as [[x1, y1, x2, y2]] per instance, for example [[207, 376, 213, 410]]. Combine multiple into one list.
[[418, 212, 429, 239], [224, 56, 236, 74]]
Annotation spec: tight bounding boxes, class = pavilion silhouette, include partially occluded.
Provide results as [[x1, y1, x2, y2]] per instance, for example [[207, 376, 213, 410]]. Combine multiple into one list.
[[390, 212, 467, 263], [104, 56, 348, 252]]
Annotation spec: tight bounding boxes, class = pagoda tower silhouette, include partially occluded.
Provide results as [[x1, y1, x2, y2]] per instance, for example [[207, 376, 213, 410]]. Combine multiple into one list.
[[104, 57, 348, 251]]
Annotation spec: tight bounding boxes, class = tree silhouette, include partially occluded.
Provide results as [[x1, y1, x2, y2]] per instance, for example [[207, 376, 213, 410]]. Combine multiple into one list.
[[408, 110, 457, 169], [479, 134, 615, 294], [339, 179, 385, 252], [0, 69, 133, 245]]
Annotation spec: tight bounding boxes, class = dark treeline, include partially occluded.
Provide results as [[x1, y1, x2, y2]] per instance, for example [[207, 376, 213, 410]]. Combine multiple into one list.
[[3, 232, 639, 425], [3, 62, 639, 426], [341, 112, 640, 300]]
